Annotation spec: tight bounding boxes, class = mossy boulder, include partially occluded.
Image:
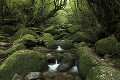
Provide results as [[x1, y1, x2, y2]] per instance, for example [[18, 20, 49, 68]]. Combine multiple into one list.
[[86, 66, 120, 80], [13, 34, 38, 46], [112, 42, 120, 56], [72, 32, 91, 43], [2, 25, 16, 36], [13, 28, 39, 39], [77, 46, 109, 79], [85, 29, 98, 42], [0, 49, 48, 80], [0, 50, 7, 59], [67, 25, 80, 34], [95, 35, 118, 55], [42, 33, 57, 49], [7, 43, 26, 54], [57, 53, 76, 71], [44, 25, 58, 35], [59, 39, 74, 50], [60, 32, 70, 38], [75, 42, 88, 49]]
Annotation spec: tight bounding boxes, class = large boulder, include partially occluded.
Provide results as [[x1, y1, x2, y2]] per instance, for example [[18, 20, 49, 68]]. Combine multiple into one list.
[[95, 35, 118, 55], [77, 46, 109, 79], [86, 66, 120, 80], [0, 49, 7, 59], [0, 49, 48, 80], [57, 53, 76, 71], [7, 43, 26, 54], [42, 33, 57, 49], [13, 28, 39, 39]]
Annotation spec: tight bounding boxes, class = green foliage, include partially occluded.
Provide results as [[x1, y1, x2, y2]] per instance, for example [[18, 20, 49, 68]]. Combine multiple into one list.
[[86, 66, 120, 80], [0, 49, 47, 80], [13, 28, 39, 39], [7, 43, 26, 54]]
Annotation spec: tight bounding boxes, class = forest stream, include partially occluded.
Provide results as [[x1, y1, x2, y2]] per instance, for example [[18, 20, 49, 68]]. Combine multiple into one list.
[[0, 0, 120, 80]]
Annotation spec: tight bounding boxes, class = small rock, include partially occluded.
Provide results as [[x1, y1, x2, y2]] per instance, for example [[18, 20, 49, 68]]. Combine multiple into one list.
[[12, 74, 24, 80], [46, 53, 56, 63], [25, 72, 43, 80]]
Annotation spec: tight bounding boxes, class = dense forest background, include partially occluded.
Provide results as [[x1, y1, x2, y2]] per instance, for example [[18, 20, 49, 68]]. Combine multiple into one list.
[[0, 0, 120, 40]]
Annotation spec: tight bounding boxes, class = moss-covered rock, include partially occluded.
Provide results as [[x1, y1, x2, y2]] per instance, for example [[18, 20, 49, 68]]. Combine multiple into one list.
[[13, 28, 39, 39], [42, 33, 57, 49], [95, 35, 118, 55], [112, 42, 120, 56], [0, 50, 7, 59], [44, 25, 58, 35], [75, 42, 88, 49], [33, 46, 51, 53], [77, 46, 109, 79], [13, 34, 38, 46], [59, 39, 74, 50], [7, 43, 26, 54], [0, 49, 48, 80], [86, 66, 120, 80], [57, 53, 76, 71], [60, 32, 70, 38], [85, 29, 98, 42], [72, 32, 91, 43], [67, 25, 80, 34], [2, 25, 16, 36]]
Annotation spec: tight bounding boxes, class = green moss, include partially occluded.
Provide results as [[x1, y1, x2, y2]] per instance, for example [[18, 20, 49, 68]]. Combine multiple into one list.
[[112, 43, 120, 56], [44, 25, 58, 35], [42, 33, 57, 49], [0, 50, 7, 59], [60, 39, 74, 50], [86, 66, 120, 80], [77, 46, 108, 79], [95, 35, 118, 55], [7, 43, 26, 54], [13, 34, 38, 45], [67, 25, 80, 34], [60, 32, 70, 38], [85, 29, 98, 42], [75, 42, 87, 49], [13, 28, 39, 39], [73, 32, 91, 42], [0, 49, 48, 80], [2, 25, 16, 36]]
